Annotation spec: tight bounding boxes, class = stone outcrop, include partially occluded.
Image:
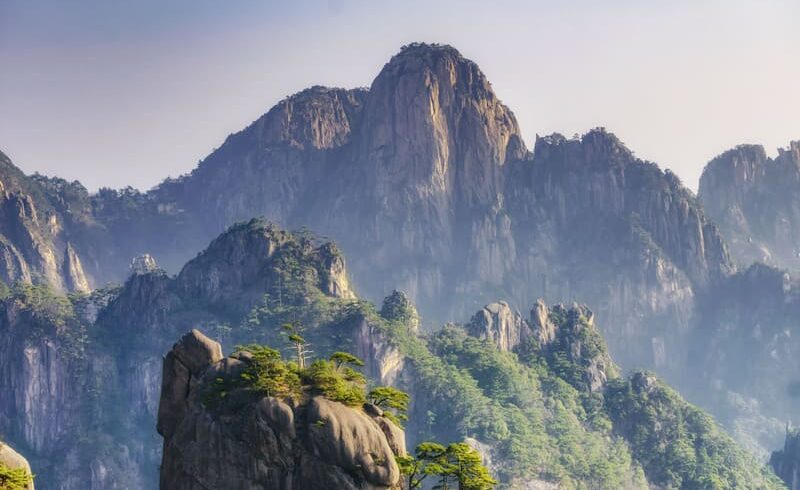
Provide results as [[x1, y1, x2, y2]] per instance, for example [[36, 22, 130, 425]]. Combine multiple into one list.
[[130, 254, 159, 275], [771, 428, 800, 490], [0, 44, 735, 378], [0, 441, 34, 490], [0, 221, 361, 490], [699, 141, 800, 269], [157, 331, 405, 490], [467, 299, 614, 393], [379, 290, 420, 333], [467, 301, 529, 352], [174, 219, 354, 314]]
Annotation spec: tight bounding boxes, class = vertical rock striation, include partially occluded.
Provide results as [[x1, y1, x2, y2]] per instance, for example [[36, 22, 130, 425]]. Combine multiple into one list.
[[772, 428, 800, 490], [699, 141, 800, 269], [157, 330, 405, 490]]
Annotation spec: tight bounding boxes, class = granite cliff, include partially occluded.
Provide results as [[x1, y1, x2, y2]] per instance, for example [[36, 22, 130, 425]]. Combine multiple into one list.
[[699, 141, 800, 269], [0, 41, 796, 488], [0, 44, 735, 377], [0, 221, 783, 489], [772, 428, 800, 490], [157, 330, 405, 490]]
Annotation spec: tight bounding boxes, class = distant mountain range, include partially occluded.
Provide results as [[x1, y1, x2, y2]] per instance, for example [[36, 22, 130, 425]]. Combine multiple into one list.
[[0, 42, 798, 489]]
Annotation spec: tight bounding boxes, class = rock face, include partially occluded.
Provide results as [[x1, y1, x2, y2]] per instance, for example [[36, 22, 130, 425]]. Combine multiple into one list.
[[0, 40, 797, 487], [685, 262, 800, 456], [130, 254, 159, 275], [0, 44, 734, 378], [0, 220, 359, 490], [467, 299, 615, 393], [0, 154, 90, 293], [379, 290, 420, 333], [467, 301, 529, 353], [157, 331, 405, 490], [0, 441, 35, 490], [772, 428, 800, 490], [699, 141, 800, 269], [0, 221, 786, 490]]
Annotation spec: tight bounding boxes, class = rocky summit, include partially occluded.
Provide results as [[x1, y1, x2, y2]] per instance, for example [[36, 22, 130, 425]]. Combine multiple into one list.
[[0, 44, 736, 378], [699, 141, 800, 269], [0, 220, 787, 490], [157, 330, 405, 490], [0, 41, 797, 489]]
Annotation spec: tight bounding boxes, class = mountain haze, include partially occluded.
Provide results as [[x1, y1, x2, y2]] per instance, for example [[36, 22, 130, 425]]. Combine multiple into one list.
[[0, 42, 797, 488]]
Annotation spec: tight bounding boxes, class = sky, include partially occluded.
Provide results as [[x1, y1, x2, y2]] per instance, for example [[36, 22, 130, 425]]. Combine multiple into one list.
[[1, 0, 798, 192]]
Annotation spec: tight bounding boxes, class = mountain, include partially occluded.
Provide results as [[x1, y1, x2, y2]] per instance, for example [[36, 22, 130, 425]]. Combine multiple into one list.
[[699, 141, 800, 269], [0, 44, 734, 374], [0, 41, 797, 476], [157, 329, 407, 490], [0, 220, 784, 489], [0, 220, 355, 488], [772, 428, 800, 490]]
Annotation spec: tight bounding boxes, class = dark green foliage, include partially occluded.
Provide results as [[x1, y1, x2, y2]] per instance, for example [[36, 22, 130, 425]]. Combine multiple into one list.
[[392, 322, 643, 488], [230, 343, 368, 407], [0, 463, 34, 490], [303, 356, 366, 407], [8, 283, 74, 329], [605, 372, 785, 489], [330, 351, 364, 369], [380, 290, 419, 327], [237, 344, 302, 399], [368, 386, 410, 426], [397, 442, 496, 490]]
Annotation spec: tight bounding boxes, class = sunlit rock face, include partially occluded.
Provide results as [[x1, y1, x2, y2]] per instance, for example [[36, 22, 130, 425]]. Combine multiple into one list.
[[0, 44, 735, 376], [157, 330, 405, 490], [2, 41, 796, 482]]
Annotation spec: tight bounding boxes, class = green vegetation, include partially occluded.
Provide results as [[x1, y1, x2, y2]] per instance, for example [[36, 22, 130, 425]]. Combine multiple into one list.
[[605, 372, 785, 490], [282, 321, 311, 369], [3, 221, 783, 489], [0, 463, 34, 490], [419, 324, 642, 488], [224, 345, 370, 407], [397, 442, 496, 490], [368, 386, 410, 427], [238, 344, 302, 399], [303, 354, 366, 406]]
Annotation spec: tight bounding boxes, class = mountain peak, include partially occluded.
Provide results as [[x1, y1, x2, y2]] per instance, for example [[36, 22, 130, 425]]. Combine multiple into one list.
[[390, 42, 470, 69], [357, 43, 526, 203], [533, 127, 635, 167]]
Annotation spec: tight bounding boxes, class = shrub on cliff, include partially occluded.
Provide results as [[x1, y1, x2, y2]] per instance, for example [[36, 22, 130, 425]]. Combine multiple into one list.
[[0, 463, 34, 490]]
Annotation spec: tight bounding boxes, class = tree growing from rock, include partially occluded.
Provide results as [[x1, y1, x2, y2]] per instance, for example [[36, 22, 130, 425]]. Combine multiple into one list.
[[397, 442, 496, 490], [368, 386, 410, 426], [282, 320, 311, 368]]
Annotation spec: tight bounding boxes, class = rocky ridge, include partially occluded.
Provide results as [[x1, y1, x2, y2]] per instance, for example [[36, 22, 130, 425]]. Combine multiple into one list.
[[0, 41, 795, 488], [0, 44, 734, 377], [157, 330, 404, 490], [772, 428, 800, 490], [699, 141, 800, 269], [0, 221, 784, 489]]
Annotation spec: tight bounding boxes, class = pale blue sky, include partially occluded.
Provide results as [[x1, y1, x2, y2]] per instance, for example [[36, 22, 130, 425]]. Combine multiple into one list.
[[1, 0, 798, 191]]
